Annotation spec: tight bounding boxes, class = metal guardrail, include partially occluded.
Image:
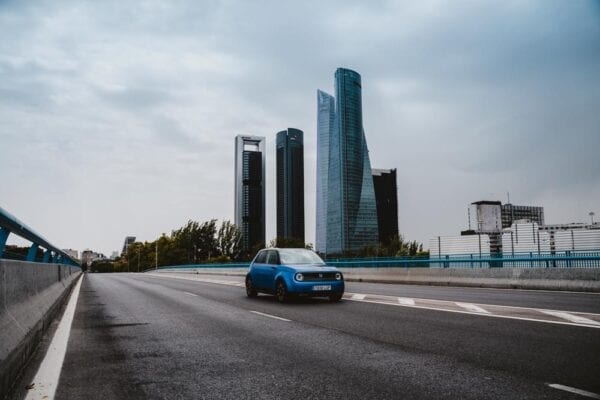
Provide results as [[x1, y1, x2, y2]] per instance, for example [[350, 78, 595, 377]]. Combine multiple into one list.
[[147, 250, 600, 271], [0, 206, 80, 266]]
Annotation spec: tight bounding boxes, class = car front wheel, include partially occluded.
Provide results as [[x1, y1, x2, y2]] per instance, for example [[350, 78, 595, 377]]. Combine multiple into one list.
[[246, 277, 257, 297], [275, 280, 288, 303]]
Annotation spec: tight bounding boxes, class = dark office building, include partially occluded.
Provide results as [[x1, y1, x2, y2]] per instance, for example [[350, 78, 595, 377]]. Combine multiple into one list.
[[501, 203, 545, 228], [234, 135, 265, 251], [372, 169, 399, 244], [276, 128, 305, 242]]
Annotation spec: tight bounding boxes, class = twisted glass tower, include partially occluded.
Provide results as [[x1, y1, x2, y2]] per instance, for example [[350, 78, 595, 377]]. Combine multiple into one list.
[[317, 68, 379, 255]]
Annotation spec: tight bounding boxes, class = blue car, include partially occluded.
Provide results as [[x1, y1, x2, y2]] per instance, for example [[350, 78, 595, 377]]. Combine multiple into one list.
[[245, 248, 344, 302]]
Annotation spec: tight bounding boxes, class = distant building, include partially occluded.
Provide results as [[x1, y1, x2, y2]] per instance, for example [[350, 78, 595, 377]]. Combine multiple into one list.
[[81, 249, 106, 268], [468, 201, 503, 233], [61, 248, 79, 260], [276, 128, 305, 242], [121, 236, 136, 256], [501, 203, 544, 228], [315, 90, 335, 254], [317, 67, 379, 255], [234, 135, 266, 251], [110, 251, 119, 260], [372, 168, 399, 244]]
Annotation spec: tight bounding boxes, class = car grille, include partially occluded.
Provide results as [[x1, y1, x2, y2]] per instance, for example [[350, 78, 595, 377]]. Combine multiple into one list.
[[302, 272, 338, 281]]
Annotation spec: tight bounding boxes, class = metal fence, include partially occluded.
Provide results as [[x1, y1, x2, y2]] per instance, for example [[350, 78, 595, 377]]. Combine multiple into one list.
[[0, 206, 80, 266]]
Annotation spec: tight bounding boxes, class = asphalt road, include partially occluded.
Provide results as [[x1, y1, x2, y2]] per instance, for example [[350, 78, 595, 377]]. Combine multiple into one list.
[[24, 273, 600, 399]]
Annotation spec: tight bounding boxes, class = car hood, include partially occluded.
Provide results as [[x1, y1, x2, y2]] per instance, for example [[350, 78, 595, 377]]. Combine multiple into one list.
[[281, 264, 340, 272]]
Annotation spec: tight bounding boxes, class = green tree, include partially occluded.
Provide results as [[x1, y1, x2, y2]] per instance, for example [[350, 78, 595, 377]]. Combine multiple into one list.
[[217, 220, 242, 260]]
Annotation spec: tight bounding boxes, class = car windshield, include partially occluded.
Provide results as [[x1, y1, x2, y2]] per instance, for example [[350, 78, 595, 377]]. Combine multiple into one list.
[[278, 249, 325, 265]]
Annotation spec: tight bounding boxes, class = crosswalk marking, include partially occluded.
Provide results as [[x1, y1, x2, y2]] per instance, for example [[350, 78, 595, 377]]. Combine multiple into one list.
[[455, 302, 490, 314], [541, 310, 600, 326]]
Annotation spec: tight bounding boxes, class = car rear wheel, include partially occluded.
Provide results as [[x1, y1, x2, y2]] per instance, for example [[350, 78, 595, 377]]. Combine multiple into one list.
[[329, 293, 343, 302], [246, 277, 257, 297], [275, 280, 288, 303]]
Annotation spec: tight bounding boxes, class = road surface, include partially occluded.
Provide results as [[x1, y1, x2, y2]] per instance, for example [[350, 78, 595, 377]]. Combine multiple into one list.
[[15, 273, 600, 399]]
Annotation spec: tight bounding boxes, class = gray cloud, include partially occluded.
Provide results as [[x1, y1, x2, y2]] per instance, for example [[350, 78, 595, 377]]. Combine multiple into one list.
[[0, 0, 598, 255]]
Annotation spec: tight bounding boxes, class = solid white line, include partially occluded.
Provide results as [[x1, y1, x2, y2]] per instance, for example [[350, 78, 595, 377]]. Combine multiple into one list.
[[351, 294, 366, 300], [548, 384, 600, 399], [25, 275, 83, 400], [249, 310, 291, 322], [398, 297, 415, 306], [455, 302, 490, 314], [183, 291, 198, 297], [541, 310, 600, 326]]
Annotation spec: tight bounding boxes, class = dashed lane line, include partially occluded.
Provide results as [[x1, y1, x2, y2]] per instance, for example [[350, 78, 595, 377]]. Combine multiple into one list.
[[183, 291, 198, 297], [249, 310, 291, 322], [25, 275, 83, 400], [351, 294, 366, 300], [547, 384, 600, 399]]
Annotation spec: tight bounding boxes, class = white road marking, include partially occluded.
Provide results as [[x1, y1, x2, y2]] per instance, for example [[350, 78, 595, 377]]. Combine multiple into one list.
[[548, 384, 600, 399], [351, 294, 366, 300], [249, 311, 291, 322], [541, 310, 600, 326], [398, 297, 415, 306], [183, 291, 198, 297], [455, 302, 491, 314], [25, 275, 83, 400]]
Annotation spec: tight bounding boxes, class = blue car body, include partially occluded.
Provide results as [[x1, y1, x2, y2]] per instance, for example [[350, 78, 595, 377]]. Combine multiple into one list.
[[245, 248, 344, 302]]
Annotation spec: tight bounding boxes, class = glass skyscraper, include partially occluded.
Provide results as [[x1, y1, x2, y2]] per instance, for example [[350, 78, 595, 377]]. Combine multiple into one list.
[[234, 135, 265, 251], [276, 128, 305, 242], [316, 90, 335, 254], [317, 68, 379, 255]]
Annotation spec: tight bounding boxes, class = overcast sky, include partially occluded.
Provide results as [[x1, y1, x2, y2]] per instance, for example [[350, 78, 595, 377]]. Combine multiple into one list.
[[1, 0, 599, 256]]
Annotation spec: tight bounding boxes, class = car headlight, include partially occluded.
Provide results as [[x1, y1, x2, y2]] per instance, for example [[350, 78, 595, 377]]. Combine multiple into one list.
[[335, 272, 342, 280], [295, 273, 304, 281]]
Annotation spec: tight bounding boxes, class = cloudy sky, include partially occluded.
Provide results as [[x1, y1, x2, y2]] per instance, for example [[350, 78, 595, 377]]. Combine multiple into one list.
[[1, 0, 599, 256]]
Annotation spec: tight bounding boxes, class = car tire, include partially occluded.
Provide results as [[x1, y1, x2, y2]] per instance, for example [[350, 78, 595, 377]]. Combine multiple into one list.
[[275, 280, 288, 303], [329, 293, 343, 302], [246, 277, 257, 297]]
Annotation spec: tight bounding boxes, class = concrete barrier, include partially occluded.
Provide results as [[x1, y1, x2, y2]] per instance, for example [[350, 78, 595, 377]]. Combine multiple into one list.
[[0, 260, 81, 399], [151, 266, 600, 292]]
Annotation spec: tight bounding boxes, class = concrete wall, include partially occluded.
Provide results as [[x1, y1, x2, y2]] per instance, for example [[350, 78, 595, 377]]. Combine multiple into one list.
[[0, 260, 81, 399], [152, 266, 600, 292]]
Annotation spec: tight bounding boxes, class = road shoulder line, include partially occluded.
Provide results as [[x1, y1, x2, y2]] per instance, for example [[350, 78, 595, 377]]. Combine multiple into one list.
[[25, 274, 83, 400]]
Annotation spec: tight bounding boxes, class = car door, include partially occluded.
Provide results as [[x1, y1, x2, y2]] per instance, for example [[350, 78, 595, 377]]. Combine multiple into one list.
[[264, 250, 280, 292], [251, 250, 268, 289]]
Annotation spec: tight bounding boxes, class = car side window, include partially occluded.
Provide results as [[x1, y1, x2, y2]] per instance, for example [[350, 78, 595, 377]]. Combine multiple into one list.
[[266, 250, 279, 265], [254, 251, 267, 264]]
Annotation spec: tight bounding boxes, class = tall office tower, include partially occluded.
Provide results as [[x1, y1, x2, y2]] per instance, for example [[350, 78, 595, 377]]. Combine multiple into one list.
[[322, 68, 379, 255], [234, 135, 266, 251], [276, 128, 305, 242], [315, 90, 335, 253], [372, 168, 399, 244]]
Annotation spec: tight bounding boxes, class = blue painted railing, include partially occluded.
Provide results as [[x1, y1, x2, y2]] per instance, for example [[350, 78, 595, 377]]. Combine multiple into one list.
[[148, 249, 600, 271], [0, 206, 80, 266]]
